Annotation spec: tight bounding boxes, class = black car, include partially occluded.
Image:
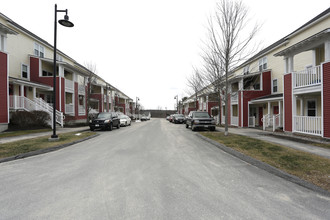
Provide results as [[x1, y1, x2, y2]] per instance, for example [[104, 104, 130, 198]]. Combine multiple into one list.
[[89, 112, 120, 131], [172, 114, 185, 124], [186, 111, 216, 131]]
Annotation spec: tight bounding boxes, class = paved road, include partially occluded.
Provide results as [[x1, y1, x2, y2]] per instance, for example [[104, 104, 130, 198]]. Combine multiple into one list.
[[0, 119, 329, 219]]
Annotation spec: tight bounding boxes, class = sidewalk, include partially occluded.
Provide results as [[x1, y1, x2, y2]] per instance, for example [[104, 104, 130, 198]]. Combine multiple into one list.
[[216, 127, 330, 160], [0, 126, 90, 144]]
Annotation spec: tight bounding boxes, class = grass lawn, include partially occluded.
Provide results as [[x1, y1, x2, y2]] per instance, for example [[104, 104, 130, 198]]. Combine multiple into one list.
[[0, 131, 96, 159], [0, 129, 52, 138], [201, 131, 330, 192]]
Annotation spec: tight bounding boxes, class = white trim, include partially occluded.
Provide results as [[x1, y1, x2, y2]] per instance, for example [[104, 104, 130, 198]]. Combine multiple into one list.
[[321, 63, 324, 137]]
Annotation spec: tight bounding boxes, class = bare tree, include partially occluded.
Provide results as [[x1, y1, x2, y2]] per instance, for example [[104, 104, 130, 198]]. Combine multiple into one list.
[[207, 0, 260, 135], [186, 66, 205, 111], [201, 47, 224, 125], [84, 62, 98, 123]]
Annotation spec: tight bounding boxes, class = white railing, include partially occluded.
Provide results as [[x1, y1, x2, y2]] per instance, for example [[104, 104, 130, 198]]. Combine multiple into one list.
[[231, 116, 238, 126], [293, 116, 322, 136], [293, 65, 321, 88], [248, 116, 255, 127], [231, 92, 238, 103], [262, 114, 282, 131], [78, 84, 85, 95], [78, 105, 85, 115], [203, 103, 207, 111], [65, 79, 74, 92], [9, 96, 64, 128], [65, 103, 74, 115]]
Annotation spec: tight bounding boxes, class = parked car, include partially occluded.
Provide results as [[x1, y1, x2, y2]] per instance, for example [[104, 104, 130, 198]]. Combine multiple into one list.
[[141, 114, 148, 121], [119, 114, 132, 126], [89, 112, 120, 131], [185, 111, 216, 131], [172, 114, 185, 124]]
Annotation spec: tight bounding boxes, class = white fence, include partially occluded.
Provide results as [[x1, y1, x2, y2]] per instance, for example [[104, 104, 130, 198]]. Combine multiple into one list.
[[262, 114, 282, 131], [293, 116, 322, 136], [293, 65, 321, 88]]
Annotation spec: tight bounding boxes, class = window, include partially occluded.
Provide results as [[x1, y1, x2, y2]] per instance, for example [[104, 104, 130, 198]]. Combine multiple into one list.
[[259, 57, 267, 71], [273, 79, 278, 93], [42, 70, 53, 77], [34, 42, 45, 58], [307, 100, 316, 117], [22, 64, 29, 79]]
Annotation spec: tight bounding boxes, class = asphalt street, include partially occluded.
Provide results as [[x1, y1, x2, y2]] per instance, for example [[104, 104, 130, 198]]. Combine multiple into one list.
[[0, 118, 329, 219]]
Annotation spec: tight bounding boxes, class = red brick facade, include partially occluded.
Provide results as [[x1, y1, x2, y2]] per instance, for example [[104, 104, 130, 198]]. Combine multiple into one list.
[[323, 62, 330, 138], [241, 71, 272, 127], [0, 52, 8, 124], [283, 73, 292, 132]]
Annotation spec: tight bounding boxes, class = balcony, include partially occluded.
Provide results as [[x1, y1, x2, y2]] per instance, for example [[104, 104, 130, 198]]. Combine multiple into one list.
[[65, 103, 74, 115], [293, 116, 322, 136], [293, 65, 321, 89], [78, 84, 85, 95], [65, 79, 74, 93]]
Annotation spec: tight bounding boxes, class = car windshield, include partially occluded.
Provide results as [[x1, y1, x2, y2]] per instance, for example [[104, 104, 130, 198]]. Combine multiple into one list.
[[193, 112, 211, 118], [118, 115, 126, 119], [97, 113, 111, 119], [174, 114, 184, 117]]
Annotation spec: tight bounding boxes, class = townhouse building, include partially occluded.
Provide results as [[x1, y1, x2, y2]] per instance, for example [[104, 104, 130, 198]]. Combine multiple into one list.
[[184, 8, 330, 138], [0, 12, 133, 132]]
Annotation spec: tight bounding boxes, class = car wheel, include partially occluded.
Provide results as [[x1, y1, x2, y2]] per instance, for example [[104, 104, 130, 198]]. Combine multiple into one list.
[[117, 123, 120, 129], [109, 123, 113, 131], [90, 127, 94, 131], [185, 123, 189, 129]]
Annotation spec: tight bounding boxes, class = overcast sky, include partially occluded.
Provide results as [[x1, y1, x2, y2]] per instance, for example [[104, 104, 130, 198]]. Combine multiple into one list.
[[2, 0, 329, 110]]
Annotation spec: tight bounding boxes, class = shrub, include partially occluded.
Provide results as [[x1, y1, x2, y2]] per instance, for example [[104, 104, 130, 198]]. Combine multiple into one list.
[[9, 110, 51, 130]]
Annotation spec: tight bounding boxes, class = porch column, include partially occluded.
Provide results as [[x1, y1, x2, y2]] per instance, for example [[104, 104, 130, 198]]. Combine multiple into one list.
[[33, 87, 36, 99], [279, 100, 282, 127], [300, 98, 304, 116], [267, 101, 271, 115], [20, 84, 24, 97], [292, 95, 297, 132], [288, 56, 294, 73], [325, 40, 330, 62]]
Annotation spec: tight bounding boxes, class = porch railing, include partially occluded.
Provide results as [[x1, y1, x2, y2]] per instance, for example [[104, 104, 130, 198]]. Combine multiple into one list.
[[293, 116, 322, 136], [65, 103, 74, 115], [9, 96, 64, 128], [248, 116, 255, 127], [231, 116, 238, 126], [262, 114, 282, 131], [293, 65, 321, 88]]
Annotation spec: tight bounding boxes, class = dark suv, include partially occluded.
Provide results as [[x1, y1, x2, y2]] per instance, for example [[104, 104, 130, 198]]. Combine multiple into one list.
[[186, 111, 216, 131], [89, 112, 120, 131]]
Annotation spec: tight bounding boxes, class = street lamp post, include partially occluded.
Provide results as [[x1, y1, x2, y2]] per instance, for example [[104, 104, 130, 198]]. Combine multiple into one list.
[[50, 4, 74, 140], [136, 97, 139, 119], [174, 95, 178, 113]]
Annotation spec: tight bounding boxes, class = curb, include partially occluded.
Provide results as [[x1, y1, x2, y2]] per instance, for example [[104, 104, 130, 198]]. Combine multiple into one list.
[[196, 133, 330, 197], [0, 133, 99, 164]]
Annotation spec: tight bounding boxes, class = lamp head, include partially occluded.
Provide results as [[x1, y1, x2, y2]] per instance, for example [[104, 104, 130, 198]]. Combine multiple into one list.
[[59, 14, 74, 27]]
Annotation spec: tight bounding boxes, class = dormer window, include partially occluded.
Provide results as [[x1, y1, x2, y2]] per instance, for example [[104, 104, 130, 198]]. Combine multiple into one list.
[[34, 42, 44, 58]]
